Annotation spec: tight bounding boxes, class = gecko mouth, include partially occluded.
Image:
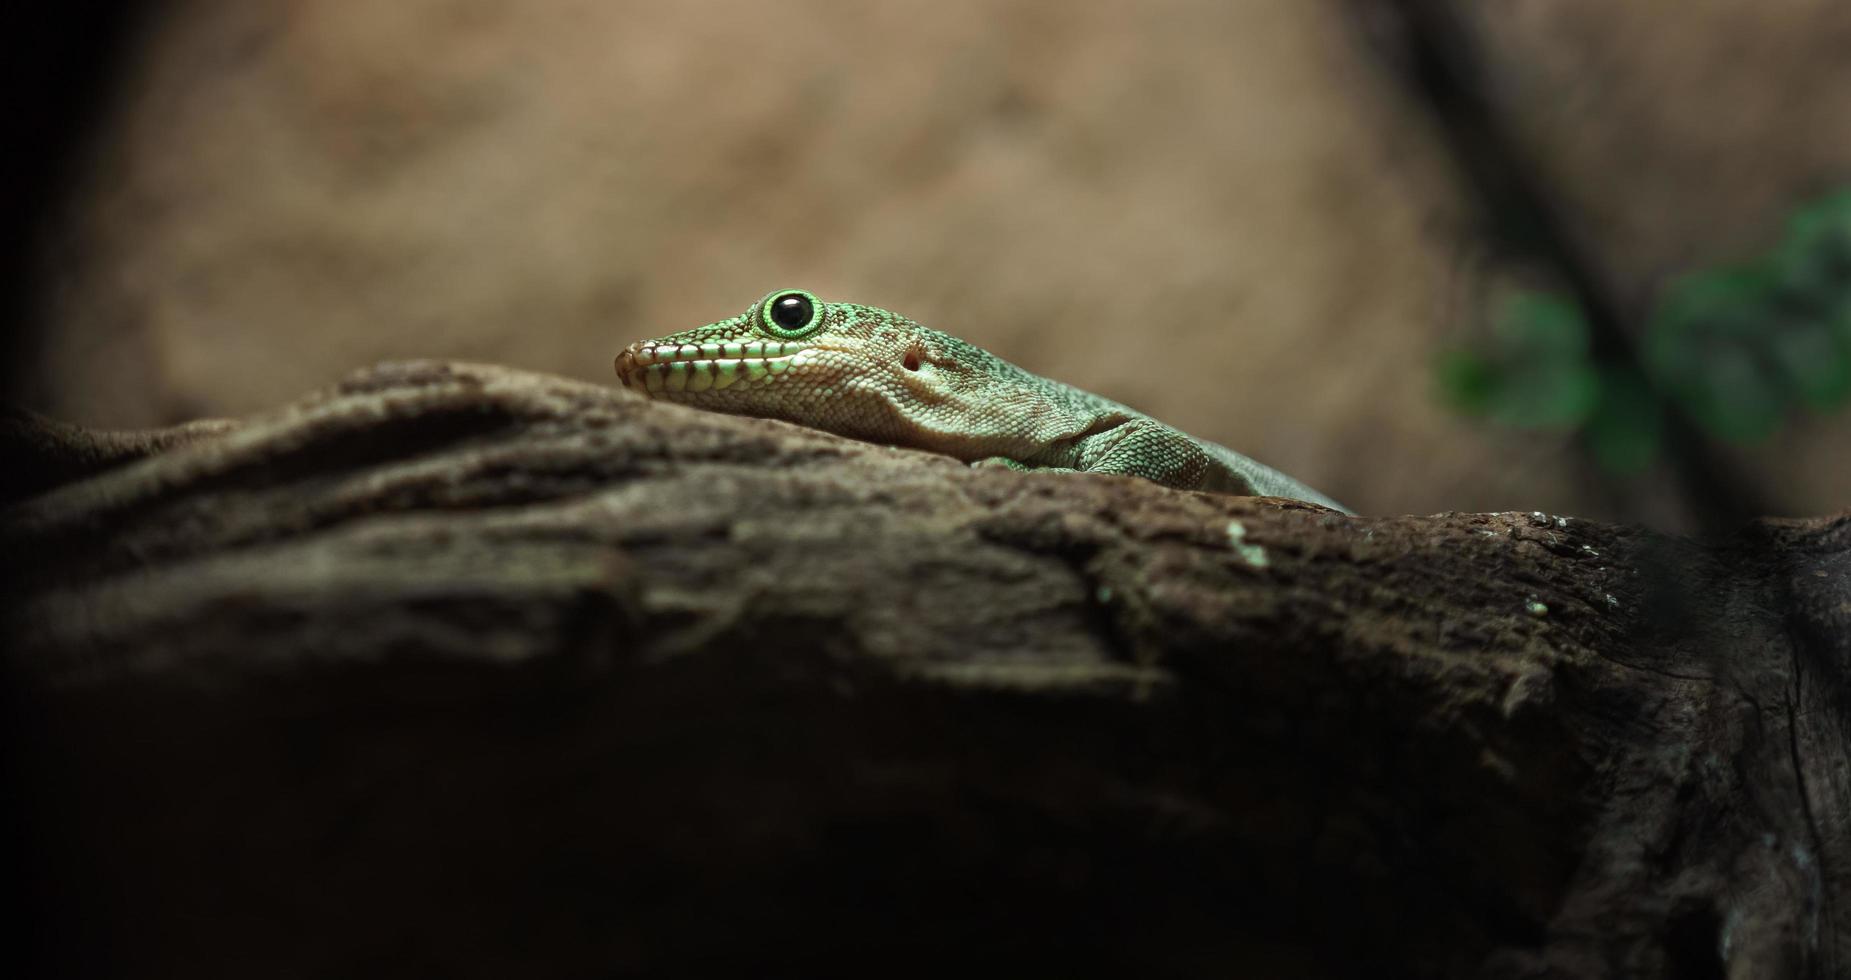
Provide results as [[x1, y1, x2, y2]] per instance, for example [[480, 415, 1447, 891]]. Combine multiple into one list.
[[614, 340, 819, 396]]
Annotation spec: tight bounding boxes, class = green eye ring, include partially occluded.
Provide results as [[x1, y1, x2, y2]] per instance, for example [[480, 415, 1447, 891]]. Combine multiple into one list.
[[759, 289, 824, 339]]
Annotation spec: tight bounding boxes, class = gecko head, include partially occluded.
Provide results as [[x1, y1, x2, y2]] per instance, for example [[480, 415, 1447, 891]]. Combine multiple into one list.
[[614, 288, 1020, 456]]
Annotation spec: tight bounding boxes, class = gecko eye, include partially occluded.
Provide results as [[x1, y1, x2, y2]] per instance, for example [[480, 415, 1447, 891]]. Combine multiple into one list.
[[760, 289, 822, 338]]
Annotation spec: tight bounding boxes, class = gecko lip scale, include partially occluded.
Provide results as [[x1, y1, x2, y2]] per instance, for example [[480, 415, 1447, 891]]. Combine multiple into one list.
[[619, 339, 813, 367], [615, 341, 820, 395]]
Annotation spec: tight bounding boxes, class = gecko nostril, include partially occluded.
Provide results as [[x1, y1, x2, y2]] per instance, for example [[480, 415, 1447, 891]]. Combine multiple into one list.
[[902, 351, 921, 372]]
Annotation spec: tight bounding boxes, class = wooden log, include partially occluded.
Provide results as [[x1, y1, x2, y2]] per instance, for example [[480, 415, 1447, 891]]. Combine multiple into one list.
[[4, 362, 1844, 978]]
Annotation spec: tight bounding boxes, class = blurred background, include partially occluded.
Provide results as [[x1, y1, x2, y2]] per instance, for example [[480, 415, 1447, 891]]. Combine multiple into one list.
[[4, 0, 1848, 532]]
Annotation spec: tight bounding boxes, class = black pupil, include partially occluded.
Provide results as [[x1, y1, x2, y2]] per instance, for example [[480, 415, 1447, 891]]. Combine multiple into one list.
[[771, 294, 813, 330]]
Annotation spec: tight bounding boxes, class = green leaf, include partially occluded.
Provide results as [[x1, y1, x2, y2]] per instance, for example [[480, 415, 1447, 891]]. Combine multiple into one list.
[[1646, 266, 1795, 443], [1435, 349, 1497, 416], [1767, 314, 1851, 410], [1681, 344, 1789, 443], [1494, 291, 1589, 359], [1439, 290, 1600, 430], [1489, 361, 1599, 430], [1585, 367, 1662, 474], [1650, 265, 1779, 343], [1773, 188, 1851, 301]]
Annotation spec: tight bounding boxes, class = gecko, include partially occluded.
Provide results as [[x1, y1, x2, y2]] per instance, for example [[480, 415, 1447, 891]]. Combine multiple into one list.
[[614, 288, 1351, 513]]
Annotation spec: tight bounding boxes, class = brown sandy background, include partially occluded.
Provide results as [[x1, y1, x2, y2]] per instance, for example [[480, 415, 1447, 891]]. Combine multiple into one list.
[[17, 0, 1851, 527]]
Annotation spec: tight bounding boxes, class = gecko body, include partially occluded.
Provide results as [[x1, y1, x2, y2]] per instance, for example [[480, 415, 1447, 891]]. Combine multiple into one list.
[[614, 289, 1350, 513]]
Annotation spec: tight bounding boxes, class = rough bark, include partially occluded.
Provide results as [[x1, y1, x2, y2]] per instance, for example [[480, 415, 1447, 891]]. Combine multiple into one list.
[[3, 362, 1845, 978]]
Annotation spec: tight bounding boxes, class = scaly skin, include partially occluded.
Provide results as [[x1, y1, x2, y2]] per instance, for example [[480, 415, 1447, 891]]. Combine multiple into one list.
[[614, 289, 1351, 512]]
